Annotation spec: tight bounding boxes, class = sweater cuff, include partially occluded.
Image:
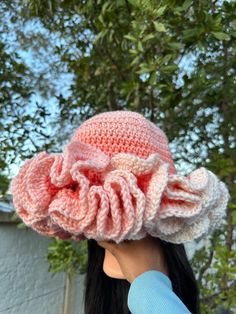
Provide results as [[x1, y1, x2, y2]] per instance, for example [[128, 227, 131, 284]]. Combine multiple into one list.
[[127, 270, 172, 310]]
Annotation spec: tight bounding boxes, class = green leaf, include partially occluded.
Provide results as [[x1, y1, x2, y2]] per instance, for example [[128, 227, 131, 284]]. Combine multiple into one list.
[[155, 5, 167, 17], [153, 22, 166, 33], [175, 0, 193, 13], [167, 42, 183, 50], [181, 0, 193, 11], [183, 27, 204, 39], [231, 19, 236, 30], [136, 63, 154, 74], [161, 54, 172, 65], [230, 30, 236, 38], [98, 14, 105, 25], [211, 32, 231, 41], [124, 34, 137, 42], [148, 72, 157, 85], [142, 33, 156, 42], [129, 48, 139, 55], [94, 67, 103, 76], [101, 1, 113, 15], [130, 56, 140, 66], [232, 211, 236, 225], [137, 41, 144, 52], [212, 14, 222, 30], [94, 29, 109, 44], [160, 64, 178, 73]]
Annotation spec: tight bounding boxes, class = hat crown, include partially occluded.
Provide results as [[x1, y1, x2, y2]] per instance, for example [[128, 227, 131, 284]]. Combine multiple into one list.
[[71, 111, 176, 173]]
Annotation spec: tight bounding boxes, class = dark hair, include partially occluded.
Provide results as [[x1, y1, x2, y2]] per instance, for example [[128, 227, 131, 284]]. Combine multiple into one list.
[[83, 238, 200, 314]]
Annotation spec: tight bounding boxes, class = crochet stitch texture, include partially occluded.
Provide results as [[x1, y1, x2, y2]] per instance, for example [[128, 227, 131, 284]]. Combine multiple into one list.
[[10, 110, 230, 243]]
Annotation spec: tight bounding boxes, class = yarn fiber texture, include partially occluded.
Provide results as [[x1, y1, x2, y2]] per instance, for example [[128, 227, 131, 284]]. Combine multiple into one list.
[[10, 111, 230, 244]]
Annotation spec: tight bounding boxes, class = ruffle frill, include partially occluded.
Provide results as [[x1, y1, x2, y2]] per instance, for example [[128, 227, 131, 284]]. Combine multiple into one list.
[[10, 141, 230, 244]]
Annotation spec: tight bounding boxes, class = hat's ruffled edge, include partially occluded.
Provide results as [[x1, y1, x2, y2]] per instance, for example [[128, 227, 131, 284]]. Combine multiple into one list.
[[10, 140, 230, 244]]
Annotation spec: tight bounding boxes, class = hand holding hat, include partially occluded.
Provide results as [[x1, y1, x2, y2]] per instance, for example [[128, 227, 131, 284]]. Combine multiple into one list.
[[97, 234, 169, 283]]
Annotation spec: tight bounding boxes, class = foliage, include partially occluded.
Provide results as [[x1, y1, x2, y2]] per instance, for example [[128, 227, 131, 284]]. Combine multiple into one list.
[[0, 1, 58, 187], [0, 174, 9, 197], [46, 239, 88, 279], [2, 0, 235, 312], [192, 228, 236, 313]]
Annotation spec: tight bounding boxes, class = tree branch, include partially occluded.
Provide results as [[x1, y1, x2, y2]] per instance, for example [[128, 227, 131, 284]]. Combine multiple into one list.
[[198, 249, 214, 284], [201, 280, 236, 308]]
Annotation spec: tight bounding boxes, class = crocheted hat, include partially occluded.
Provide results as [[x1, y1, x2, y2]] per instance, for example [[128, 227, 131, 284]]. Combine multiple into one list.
[[10, 110, 230, 246]]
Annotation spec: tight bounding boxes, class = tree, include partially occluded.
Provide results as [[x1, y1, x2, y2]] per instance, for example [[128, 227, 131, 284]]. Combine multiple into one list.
[[4, 1, 236, 312], [0, 1, 57, 189]]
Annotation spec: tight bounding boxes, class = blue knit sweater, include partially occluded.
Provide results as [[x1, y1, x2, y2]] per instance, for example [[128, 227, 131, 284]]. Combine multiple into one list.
[[127, 270, 191, 314]]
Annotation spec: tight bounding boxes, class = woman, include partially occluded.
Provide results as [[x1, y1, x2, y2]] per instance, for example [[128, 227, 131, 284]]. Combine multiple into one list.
[[10, 110, 229, 314], [84, 235, 199, 314]]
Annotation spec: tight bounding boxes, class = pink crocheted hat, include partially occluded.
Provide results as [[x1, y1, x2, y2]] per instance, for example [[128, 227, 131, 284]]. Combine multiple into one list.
[[10, 110, 230, 245]]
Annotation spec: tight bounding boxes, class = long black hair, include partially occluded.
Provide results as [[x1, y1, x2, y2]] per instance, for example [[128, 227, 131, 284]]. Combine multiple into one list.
[[83, 238, 200, 314]]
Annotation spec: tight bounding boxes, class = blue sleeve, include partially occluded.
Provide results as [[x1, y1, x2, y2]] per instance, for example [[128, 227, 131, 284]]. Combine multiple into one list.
[[127, 270, 192, 314]]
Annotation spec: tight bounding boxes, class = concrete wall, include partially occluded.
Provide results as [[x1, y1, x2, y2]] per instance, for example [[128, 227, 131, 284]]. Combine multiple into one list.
[[0, 223, 85, 314]]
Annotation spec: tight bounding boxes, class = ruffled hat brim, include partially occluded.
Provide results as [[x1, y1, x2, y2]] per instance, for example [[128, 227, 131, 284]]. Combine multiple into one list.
[[10, 140, 230, 244]]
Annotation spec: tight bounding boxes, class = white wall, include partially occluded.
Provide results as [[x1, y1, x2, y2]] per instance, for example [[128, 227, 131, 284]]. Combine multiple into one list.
[[0, 216, 199, 314], [0, 223, 85, 314]]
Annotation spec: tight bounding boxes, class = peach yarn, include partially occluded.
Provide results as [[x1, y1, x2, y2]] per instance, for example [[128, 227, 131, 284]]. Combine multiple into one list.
[[10, 111, 230, 244]]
